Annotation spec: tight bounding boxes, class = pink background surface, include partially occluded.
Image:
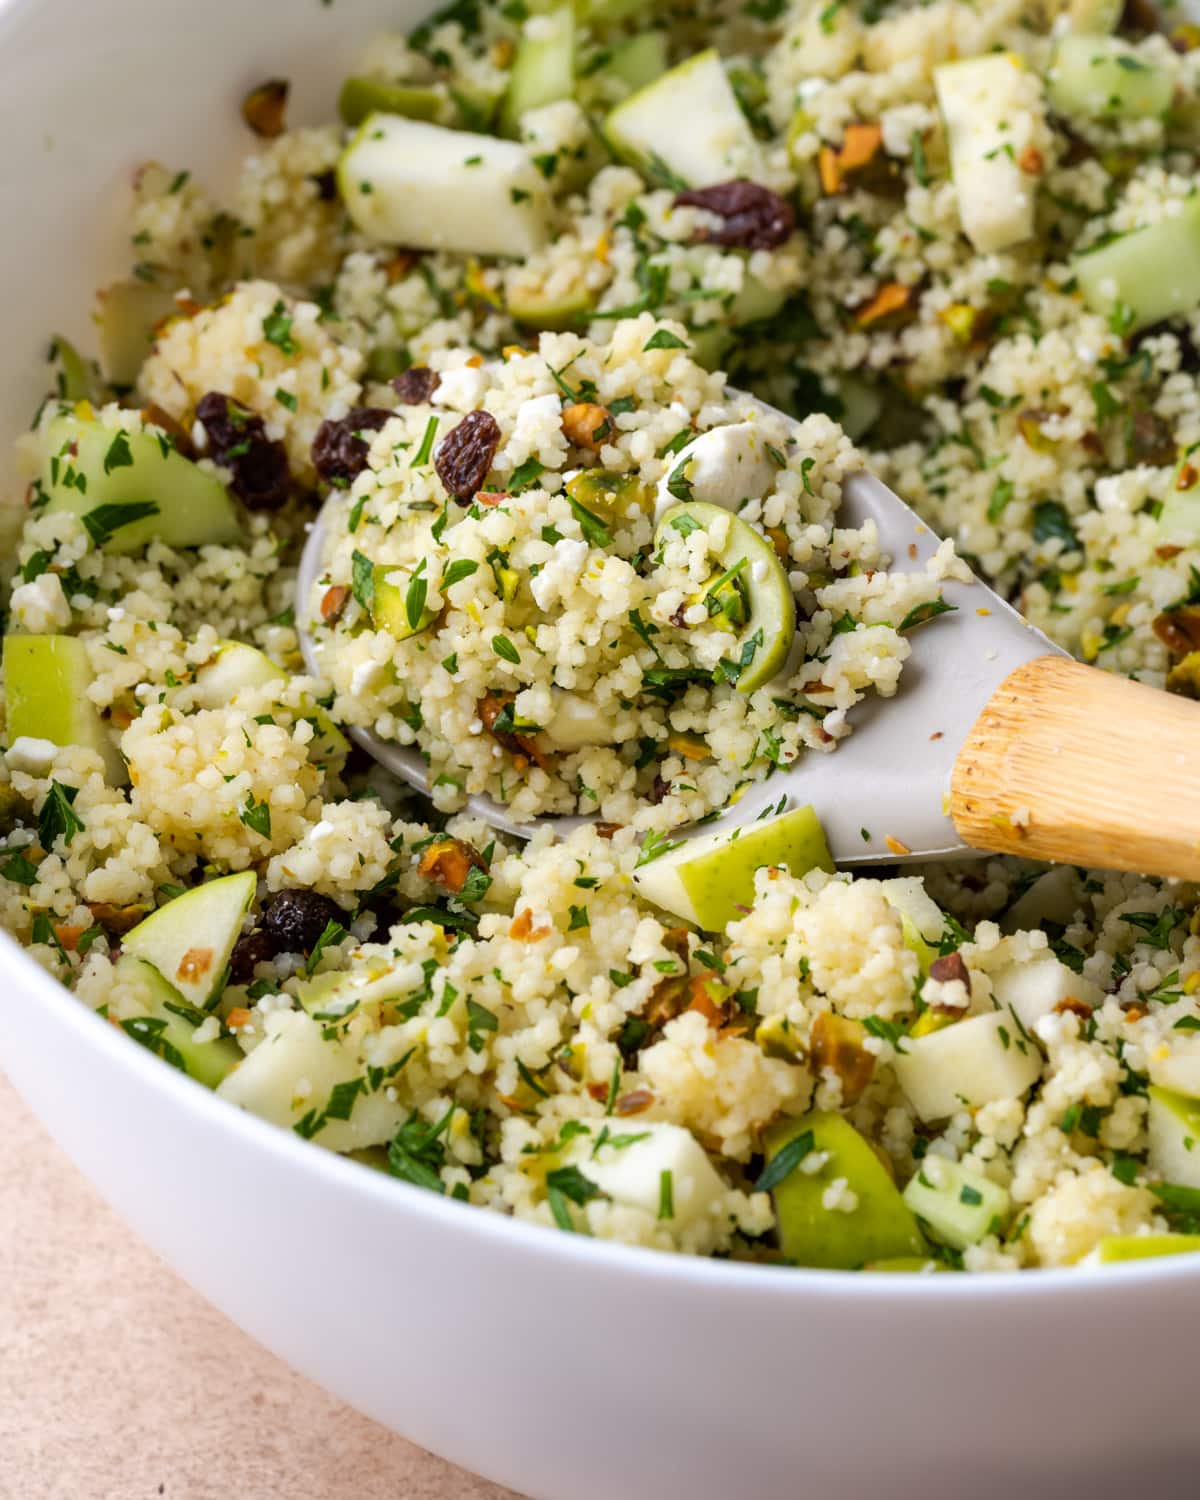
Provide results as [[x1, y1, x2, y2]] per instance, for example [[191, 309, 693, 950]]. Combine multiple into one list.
[[0, 1071, 523, 1500]]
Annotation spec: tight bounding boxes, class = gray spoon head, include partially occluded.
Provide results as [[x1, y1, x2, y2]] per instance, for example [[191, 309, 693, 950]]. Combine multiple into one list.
[[295, 396, 1062, 862]]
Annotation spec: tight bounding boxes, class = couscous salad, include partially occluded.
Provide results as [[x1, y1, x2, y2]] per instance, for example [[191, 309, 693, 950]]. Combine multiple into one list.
[[4, 0, 1200, 1271]]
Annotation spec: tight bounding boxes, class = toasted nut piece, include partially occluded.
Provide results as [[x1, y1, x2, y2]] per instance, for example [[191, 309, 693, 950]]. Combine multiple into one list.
[[809, 1010, 875, 1104], [384, 250, 419, 283], [88, 901, 150, 935], [614, 1088, 655, 1116], [666, 733, 709, 762], [840, 122, 884, 173], [242, 78, 289, 138], [1054, 996, 1094, 1021], [54, 923, 85, 952], [321, 584, 350, 623], [561, 403, 612, 451], [686, 975, 733, 1029], [928, 951, 969, 987], [417, 837, 486, 896], [854, 282, 912, 329], [226, 1007, 253, 1030], [1153, 606, 1200, 656], [818, 145, 841, 196], [1017, 145, 1044, 175]]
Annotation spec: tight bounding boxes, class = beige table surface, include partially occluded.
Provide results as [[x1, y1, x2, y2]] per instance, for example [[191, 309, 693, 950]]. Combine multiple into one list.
[[0, 1070, 523, 1500]]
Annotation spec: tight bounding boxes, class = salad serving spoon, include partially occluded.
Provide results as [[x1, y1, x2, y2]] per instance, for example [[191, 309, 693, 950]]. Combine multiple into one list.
[[297, 394, 1200, 882]]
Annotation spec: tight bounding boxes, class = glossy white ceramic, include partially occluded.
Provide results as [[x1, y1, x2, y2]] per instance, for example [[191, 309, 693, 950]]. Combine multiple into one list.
[[1, 2, 1198, 1496]]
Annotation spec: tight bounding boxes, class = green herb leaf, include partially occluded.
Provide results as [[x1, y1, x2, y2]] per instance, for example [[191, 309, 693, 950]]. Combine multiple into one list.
[[492, 634, 520, 664], [38, 782, 85, 849], [351, 549, 375, 613], [754, 1128, 815, 1192], [263, 299, 297, 356], [102, 430, 134, 474], [240, 793, 272, 840], [643, 329, 689, 352], [899, 597, 957, 632], [81, 501, 161, 548]]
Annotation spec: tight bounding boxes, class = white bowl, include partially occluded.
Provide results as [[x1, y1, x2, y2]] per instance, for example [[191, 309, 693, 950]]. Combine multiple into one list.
[[1, 2, 1198, 1495]]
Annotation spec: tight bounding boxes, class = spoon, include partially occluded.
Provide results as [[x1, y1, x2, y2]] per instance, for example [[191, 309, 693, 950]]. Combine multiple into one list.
[[297, 395, 1200, 881]]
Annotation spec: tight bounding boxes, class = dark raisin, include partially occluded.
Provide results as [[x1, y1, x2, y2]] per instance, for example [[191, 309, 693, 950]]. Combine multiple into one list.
[[435, 409, 501, 501], [392, 366, 441, 405], [229, 929, 277, 985], [260, 888, 344, 956], [674, 179, 795, 251], [195, 391, 291, 510], [928, 951, 969, 987], [311, 169, 338, 202], [311, 407, 393, 485], [650, 773, 670, 804]]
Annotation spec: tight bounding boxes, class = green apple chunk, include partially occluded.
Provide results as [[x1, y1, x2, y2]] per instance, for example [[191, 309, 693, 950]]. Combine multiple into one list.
[[338, 113, 549, 258], [499, 5, 575, 138], [656, 500, 797, 695], [1159, 451, 1200, 542], [934, 53, 1043, 253], [863, 1257, 953, 1273], [115, 954, 242, 1089], [605, 49, 764, 188], [880, 876, 947, 974], [38, 411, 241, 552], [338, 76, 445, 128], [565, 1121, 726, 1229], [1074, 196, 1200, 335], [123, 871, 257, 1011], [902, 1155, 1011, 1250], [506, 276, 593, 332], [3, 634, 126, 785], [50, 335, 106, 404], [1066, 0, 1122, 33], [95, 280, 179, 385], [893, 1011, 1042, 1123], [1087, 1233, 1200, 1264], [765, 1112, 926, 1269], [605, 32, 668, 94], [631, 804, 832, 932], [371, 563, 439, 640], [1147, 1085, 1200, 1189], [1047, 37, 1174, 121], [191, 640, 349, 767]]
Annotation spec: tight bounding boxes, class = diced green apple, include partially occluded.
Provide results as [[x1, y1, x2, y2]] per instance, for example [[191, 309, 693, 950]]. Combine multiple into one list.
[[631, 803, 832, 931], [115, 953, 242, 1089], [506, 275, 593, 331], [1159, 450, 1200, 542], [766, 1111, 926, 1269], [1002, 865, 1080, 933], [934, 53, 1043, 253], [990, 954, 1101, 1032], [500, 7, 575, 138], [901, 1154, 1011, 1249], [605, 50, 764, 188], [371, 563, 439, 640], [191, 640, 349, 765], [893, 1010, 1042, 1123], [863, 1256, 953, 1272], [605, 32, 668, 94], [1073, 197, 1200, 334], [338, 76, 445, 128], [94, 280, 179, 386], [123, 871, 257, 1010], [50, 335, 106, 404], [1066, 0, 1123, 33], [218, 1008, 359, 1131], [1047, 37, 1174, 121], [1147, 1036, 1200, 1098], [1147, 1085, 1200, 1189], [3, 633, 126, 785], [566, 1121, 726, 1228], [338, 113, 549, 258], [880, 876, 947, 974], [1086, 1232, 1200, 1264], [38, 411, 241, 552], [655, 499, 797, 694]]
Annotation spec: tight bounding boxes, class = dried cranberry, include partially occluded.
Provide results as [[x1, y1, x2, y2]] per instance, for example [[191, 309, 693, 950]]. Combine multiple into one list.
[[229, 929, 277, 985], [195, 391, 290, 510], [260, 888, 343, 956], [393, 366, 441, 405], [1128, 409, 1175, 467], [311, 407, 393, 485], [674, 179, 795, 251], [435, 409, 501, 501], [928, 951, 969, 987]]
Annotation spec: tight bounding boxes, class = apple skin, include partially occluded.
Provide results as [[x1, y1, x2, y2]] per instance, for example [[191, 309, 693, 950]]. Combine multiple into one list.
[[2, 633, 126, 784], [39, 411, 241, 552], [1090, 1234, 1200, 1264], [1146, 1085, 1200, 1189], [123, 871, 257, 1010], [765, 1111, 926, 1270], [631, 804, 832, 932], [655, 499, 796, 695]]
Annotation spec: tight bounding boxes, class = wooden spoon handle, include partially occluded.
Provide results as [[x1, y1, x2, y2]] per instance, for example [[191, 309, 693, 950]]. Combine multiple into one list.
[[950, 654, 1200, 880]]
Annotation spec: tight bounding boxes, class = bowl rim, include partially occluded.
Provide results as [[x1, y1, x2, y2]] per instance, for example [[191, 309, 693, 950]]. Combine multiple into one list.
[[8, 929, 1198, 1299]]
